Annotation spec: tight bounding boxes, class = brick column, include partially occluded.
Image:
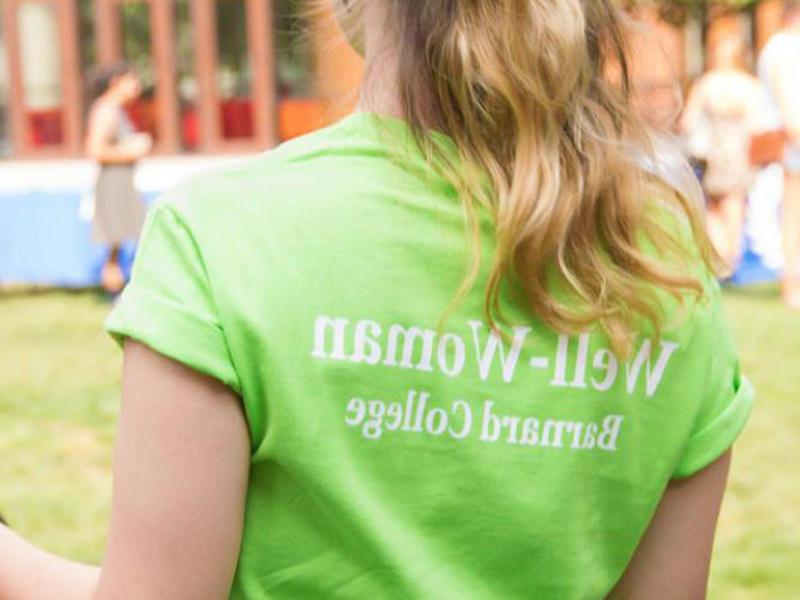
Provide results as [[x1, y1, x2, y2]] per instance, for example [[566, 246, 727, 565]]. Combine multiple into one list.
[[190, 0, 220, 151], [95, 0, 122, 64], [2, 0, 28, 155], [246, 0, 277, 148], [60, 0, 83, 155], [756, 0, 785, 54], [150, 0, 180, 152]]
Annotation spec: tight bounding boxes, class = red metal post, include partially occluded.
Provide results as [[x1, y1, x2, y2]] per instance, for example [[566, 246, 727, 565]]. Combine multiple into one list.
[[2, 0, 29, 155], [95, 0, 122, 64], [190, 0, 221, 151], [59, 0, 83, 154], [756, 0, 785, 54], [246, 0, 276, 148], [150, 0, 180, 152]]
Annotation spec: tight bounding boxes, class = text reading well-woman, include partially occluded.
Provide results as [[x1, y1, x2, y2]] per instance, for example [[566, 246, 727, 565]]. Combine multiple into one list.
[[0, 1, 753, 598]]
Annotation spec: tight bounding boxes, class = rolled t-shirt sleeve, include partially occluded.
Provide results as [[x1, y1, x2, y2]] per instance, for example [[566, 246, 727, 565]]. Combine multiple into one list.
[[673, 285, 755, 478], [105, 199, 242, 395]]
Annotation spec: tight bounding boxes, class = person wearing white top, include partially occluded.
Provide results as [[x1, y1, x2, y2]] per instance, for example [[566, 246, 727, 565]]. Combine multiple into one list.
[[758, 2, 800, 308]]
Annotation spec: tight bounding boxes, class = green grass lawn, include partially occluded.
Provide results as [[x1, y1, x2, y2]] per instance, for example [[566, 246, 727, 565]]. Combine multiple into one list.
[[0, 288, 798, 597]]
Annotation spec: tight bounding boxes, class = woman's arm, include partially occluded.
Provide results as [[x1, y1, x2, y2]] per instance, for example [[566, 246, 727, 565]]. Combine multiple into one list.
[[85, 105, 149, 164], [0, 340, 250, 600], [608, 451, 732, 600], [680, 77, 708, 136], [774, 60, 800, 142], [0, 527, 98, 600]]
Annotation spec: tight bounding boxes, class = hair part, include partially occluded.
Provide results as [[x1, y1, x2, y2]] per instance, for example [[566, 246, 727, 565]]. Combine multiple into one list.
[[349, 0, 717, 354]]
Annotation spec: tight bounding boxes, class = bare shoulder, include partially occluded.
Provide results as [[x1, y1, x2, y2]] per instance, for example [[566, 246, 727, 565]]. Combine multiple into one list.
[[88, 100, 118, 126]]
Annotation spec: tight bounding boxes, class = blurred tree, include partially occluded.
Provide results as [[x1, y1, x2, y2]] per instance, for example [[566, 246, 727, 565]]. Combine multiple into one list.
[[274, 0, 315, 97], [78, 0, 95, 71], [119, 3, 153, 88], [216, 0, 248, 96]]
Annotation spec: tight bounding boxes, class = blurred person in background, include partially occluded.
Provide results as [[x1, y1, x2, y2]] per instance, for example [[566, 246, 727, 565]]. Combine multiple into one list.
[[0, 1, 752, 599], [85, 63, 152, 295], [758, 1, 800, 308], [682, 33, 766, 272]]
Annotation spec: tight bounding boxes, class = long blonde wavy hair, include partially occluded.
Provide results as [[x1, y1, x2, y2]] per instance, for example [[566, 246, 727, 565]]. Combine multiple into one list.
[[332, 0, 718, 354]]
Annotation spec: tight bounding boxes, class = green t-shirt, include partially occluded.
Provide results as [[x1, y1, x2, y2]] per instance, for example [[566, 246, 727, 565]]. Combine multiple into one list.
[[106, 112, 754, 599]]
